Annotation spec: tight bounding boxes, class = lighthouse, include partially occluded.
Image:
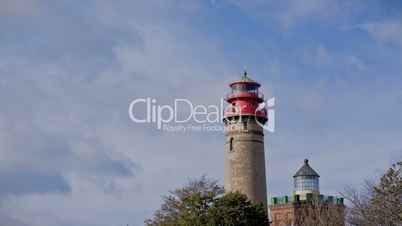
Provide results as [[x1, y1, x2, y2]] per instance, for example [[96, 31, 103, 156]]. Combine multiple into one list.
[[223, 71, 268, 211]]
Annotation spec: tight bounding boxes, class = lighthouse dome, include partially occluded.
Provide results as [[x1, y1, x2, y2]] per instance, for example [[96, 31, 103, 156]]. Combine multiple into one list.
[[293, 159, 320, 197]]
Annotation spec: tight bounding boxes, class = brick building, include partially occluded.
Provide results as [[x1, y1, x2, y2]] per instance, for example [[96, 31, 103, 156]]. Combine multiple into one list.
[[269, 159, 345, 226]]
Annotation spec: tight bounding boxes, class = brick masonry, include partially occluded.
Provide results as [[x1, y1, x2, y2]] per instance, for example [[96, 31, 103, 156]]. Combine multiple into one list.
[[224, 119, 268, 211]]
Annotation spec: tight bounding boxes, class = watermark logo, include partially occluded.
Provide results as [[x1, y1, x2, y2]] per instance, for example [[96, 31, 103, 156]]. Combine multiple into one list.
[[255, 97, 275, 133], [128, 97, 275, 133]]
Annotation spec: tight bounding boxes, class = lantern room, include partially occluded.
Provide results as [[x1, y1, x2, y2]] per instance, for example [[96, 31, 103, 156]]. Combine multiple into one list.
[[224, 71, 267, 121], [293, 159, 320, 198]]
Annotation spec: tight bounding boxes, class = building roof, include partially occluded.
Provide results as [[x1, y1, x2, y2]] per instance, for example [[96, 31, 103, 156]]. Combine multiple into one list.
[[240, 71, 255, 82], [229, 71, 261, 87], [293, 159, 320, 178]]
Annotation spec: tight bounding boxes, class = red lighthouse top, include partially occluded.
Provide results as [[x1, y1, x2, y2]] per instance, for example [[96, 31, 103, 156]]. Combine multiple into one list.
[[224, 71, 267, 120]]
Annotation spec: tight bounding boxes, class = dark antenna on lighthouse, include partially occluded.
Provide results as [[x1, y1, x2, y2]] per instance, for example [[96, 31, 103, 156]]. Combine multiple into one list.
[[244, 64, 247, 75]]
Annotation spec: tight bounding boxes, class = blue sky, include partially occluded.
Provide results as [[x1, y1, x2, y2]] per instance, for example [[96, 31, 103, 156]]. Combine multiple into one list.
[[0, 0, 402, 225]]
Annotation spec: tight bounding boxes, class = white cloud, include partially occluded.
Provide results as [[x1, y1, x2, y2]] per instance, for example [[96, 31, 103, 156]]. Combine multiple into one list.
[[301, 44, 368, 74], [231, 0, 345, 32], [0, 1, 234, 225], [361, 19, 402, 48], [0, 0, 40, 22], [276, 0, 342, 30]]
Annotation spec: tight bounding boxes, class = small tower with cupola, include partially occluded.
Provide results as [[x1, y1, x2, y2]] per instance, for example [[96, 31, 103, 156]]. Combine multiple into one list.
[[269, 159, 345, 226], [293, 159, 320, 199]]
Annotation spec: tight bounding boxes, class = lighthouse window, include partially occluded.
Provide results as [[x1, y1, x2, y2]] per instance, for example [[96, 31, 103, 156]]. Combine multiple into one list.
[[294, 176, 319, 191], [246, 84, 258, 93], [232, 84, 258, 93], [243, 121, 248, 130], [229, 137, 234, 152]]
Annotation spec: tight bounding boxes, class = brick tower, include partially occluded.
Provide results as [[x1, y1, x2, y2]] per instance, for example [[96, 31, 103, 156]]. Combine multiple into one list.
[[223, 71, 268, 211]]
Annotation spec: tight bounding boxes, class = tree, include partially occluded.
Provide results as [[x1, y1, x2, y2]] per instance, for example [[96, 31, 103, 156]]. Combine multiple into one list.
[[208, 192, 268, 226], [145, 176, 268, 226], [341, 181, 376, 225], [296, 199, 345, 226], [371, 161, 402, 225], [145, 176, 223, 226], [341, 161, 402, 226]]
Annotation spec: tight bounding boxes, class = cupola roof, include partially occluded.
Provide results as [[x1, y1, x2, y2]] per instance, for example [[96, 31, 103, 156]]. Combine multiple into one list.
[[293, 159, 320, 178], [229, 71, 261, 87]]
